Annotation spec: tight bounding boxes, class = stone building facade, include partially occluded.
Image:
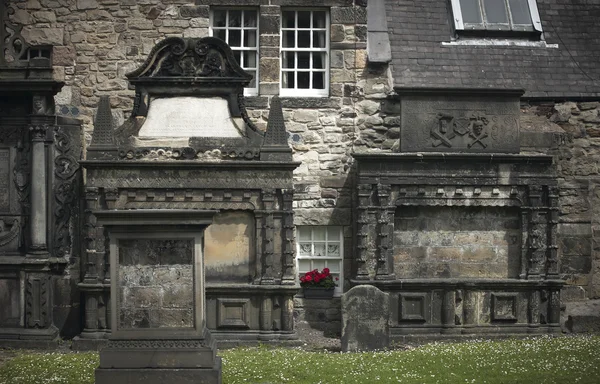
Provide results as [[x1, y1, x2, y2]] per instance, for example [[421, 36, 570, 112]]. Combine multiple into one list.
[[0, 0, 599, 344]]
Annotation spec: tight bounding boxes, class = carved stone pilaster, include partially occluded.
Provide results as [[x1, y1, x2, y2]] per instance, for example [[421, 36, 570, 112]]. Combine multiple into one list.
[[519, 208, 529, 279], [254, 211, 264, 284], [260, 189, 276, 284], [95, 226, 106, 282], [83, 187, 99, 283], [442, 290, 458, 334], [528, 290, 540, 329], [84, 293, 99, 332], [375, 183, 395, 280], [355, 184, 372, 280], [281, 189, 295, 285], [25, 274, 50, 329], [547, 186, 559, 278], [53, 126, 80, 259]]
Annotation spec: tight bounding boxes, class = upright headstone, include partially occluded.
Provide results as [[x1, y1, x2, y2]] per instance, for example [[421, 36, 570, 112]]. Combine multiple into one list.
[[341, 285, 390, 352]]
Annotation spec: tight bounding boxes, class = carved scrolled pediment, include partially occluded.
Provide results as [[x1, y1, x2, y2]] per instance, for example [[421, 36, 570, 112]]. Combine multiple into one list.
[[126, 37, 252, 83]]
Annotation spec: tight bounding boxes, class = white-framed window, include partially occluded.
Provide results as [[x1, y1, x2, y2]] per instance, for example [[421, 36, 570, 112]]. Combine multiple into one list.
[[280, 9, 329, 97], [210, 8, 259, 96], [451, 0, 543, 33], [297, 226, 343, 296]]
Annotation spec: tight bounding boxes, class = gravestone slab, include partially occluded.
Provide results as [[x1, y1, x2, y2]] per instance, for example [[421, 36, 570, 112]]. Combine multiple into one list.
[[138, 97, 243, 138], [341, 285, 389, 352]]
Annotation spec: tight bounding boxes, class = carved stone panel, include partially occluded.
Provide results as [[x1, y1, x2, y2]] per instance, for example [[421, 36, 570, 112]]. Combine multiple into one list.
[[0, 276, 20, 326], [216, 298, 250, 329], [400, 94, 520, 153]]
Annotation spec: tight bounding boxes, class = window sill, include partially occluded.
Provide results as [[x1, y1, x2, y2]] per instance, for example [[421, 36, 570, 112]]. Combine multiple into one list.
[[442, 39, 558, 48]]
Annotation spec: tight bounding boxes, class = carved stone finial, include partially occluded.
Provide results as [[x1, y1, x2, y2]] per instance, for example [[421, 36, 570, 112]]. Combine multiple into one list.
[[260, 96, 292, 162], [88, 96, 118, 159]]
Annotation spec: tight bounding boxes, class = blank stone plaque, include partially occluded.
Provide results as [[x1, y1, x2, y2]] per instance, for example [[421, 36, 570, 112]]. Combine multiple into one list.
[[138, 97, 243, 138]]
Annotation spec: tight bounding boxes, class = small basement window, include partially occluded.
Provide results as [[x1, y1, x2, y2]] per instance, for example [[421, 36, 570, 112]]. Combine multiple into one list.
[[297, 226, 343, 296], [451, 0, 542, 34], [280, 9, 329, 97]]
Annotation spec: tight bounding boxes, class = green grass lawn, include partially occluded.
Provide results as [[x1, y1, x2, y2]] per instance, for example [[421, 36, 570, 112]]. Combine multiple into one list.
[[0, 335, 598, 384]]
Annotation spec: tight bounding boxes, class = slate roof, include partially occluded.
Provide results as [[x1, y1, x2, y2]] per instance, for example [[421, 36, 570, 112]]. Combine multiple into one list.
[[385, 0, 600, 98]]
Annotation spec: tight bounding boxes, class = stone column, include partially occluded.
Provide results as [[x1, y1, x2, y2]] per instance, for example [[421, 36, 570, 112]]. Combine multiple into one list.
[[441, 290, 458, 334], [27, 123, 49, 257], [375, 183, 395, 280], [281, 189, 295, 285], [355, 184, 372, 280], [258, 296, 273, 340], [83, 187, 99, 283]]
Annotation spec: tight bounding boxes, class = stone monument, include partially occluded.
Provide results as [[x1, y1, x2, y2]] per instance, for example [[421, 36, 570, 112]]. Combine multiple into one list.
[[0, 2, 82, 346], [85, 36, 299, 381]]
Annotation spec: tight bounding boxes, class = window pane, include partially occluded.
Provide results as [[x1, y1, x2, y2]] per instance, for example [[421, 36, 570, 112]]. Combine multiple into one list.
[[459, 0, 482, 24], [298, 227, 311, 241], [283, 71, 295, 88], [233, 51, 241, 66], [508, 0, 531, 24], [283, 11, 295, 28], [243, 30, 257, 47], [298, 31, 311, 48], [483, 0, 509, 23], [299, 259, 311, 272], [298, 11, 311, 28], [312, 260, 326, 270], [283, 30, 295, 48], [298, 72, 310, 89], [297, 52, 310, 69], [313, 31, 327, 48], [282, 52, 294, 69], [327, 227, 340, 241], [213, 10, 227, 28], [243, 51, 256, 68], [328, 262, 341, 273], [229, 30, 241, 47], [313, 228, 326, 241], [314, 243, 326, 256], [214, 29, 226, 42], [244, 10, 257, 27], [229, 10, 241, 27], [313, 11, 326, 28], [313, 72, 325, 90], [313, 52, 325, 69], [299, 243, 312, 256]]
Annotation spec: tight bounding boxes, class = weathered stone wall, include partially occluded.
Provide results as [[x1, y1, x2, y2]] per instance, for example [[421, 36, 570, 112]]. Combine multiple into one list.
[[521, 101, 600, 302]]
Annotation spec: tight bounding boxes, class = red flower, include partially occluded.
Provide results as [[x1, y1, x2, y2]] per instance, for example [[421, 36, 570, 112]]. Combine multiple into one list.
[[323, 268, 330, 275]]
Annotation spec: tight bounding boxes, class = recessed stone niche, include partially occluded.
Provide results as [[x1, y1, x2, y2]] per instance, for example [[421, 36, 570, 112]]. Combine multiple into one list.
[[118, 238, 195, 329], [0, 278, 20, 327], [204, 211, 254, 283], [393, 206, 521, 279]]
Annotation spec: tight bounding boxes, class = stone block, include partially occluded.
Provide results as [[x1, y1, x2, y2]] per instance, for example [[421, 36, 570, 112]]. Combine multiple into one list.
[[77, 0, 98, 9], [179, 6, 209, 19], [331, 6, 367, 24], [341, 285, 389, 351], [562, 299, 600, 333]]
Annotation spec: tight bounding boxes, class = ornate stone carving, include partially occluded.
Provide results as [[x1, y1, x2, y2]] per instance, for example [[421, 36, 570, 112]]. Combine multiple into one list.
[[29, 124, 49, 142], [0, 2, 50, 66], [53, 127, 80, 258], [432, 113, 489, 149], [107, 339, 210, 349], [356, 184, 373, 280], [281, 189, 295, 284], [126, 37, 252, 81], [0, 218, 19, 247]]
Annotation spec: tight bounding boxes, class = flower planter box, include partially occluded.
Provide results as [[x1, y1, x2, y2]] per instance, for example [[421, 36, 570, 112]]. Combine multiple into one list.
[[302, 287, 335, 299]]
